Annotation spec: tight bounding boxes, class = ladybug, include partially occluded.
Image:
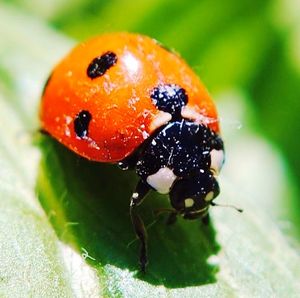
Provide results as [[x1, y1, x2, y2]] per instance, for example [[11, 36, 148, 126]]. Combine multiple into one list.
[[40, 32, 225, 272]]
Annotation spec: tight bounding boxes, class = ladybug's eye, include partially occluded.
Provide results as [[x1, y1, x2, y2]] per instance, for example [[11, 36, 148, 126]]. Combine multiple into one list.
[[87, 51, 117, 79], [74, 110, 92, 138]]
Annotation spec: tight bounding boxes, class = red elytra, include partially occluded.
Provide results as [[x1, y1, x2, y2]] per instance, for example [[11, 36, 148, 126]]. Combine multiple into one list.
[[40, 32, 219, 162]]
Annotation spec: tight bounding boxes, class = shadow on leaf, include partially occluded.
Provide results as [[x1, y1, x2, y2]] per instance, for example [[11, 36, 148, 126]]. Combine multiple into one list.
[[37, 137, 220, 288]]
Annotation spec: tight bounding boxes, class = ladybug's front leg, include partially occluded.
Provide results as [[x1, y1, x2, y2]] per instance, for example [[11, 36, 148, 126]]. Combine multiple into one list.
[[130, 180, 150, 272]]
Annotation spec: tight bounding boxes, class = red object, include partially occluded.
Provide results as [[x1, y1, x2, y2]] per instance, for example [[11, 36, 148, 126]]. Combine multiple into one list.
[[40, 33, 219, 163]]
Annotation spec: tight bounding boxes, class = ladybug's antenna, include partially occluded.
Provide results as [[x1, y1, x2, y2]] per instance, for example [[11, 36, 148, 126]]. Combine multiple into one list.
[[211, 201, 243, 213]]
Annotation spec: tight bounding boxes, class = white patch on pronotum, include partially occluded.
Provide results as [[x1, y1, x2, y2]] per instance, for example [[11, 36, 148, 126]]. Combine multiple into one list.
[[184, 198, 194, 208], [181, 106, 217, 126], [210, 149, 224, 175], [146, 167, 177, 194], [204, 191, 214, 202], [149, 111, 172, 131]]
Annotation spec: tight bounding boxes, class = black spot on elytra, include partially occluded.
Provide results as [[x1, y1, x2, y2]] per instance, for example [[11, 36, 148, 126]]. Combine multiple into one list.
[[74, 110, 92, 138], [150, 84, 188, 118], [87, 51, 117, 79]]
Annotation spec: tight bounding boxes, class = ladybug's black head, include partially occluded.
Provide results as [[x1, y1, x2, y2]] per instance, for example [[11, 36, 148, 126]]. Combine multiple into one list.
[[131, 119, 225, 220], [169, 172, 220, 219]]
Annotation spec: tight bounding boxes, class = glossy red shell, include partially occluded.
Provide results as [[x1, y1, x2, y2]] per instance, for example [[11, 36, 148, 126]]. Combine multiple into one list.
[[40, 33, 220, 162]]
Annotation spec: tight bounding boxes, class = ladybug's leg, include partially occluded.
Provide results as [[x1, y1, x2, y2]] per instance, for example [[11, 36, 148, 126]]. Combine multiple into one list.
[[130, 179, 150, 272]]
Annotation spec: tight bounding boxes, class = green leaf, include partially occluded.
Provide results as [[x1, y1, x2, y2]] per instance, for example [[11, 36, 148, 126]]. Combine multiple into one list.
[[1, 2, 300, 297]]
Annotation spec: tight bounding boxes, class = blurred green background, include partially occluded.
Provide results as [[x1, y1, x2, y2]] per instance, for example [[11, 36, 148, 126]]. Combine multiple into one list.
[[1, 0, 300, 297]]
